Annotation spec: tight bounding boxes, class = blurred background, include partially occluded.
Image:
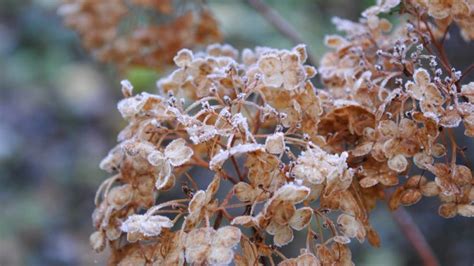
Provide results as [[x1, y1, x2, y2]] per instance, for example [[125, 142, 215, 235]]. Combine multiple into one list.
[[0, 0, 472, 265]]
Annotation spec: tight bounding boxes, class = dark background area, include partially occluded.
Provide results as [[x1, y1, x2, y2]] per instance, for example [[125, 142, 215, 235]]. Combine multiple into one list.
[[0, 0, 472, 265]]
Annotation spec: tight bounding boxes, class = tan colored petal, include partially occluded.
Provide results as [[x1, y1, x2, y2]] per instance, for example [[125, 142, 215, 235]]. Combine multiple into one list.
[[275, 183, 310, 203], [292, 44, 308, 62], [107, 184, 133, 210], [420, 181, 440, 197], [439, 203, 457, 218], [155, 162, 175, 191], [289, 207, 313, 230], [231, 215, 255, 227], [90, 231, 106, 252], [333, 235, 351, 244], [214, 226, 242, 248], [359, 177, 379, 188], [188, 190, 206, 213], [378, 120, 397, 137], [461, 82, 474, 102], [405, 81, 423, 100], [414, 68, 431, 87], [268, 201, 294, 225], [208, 247, 234, 265], [424, 83, 444, 105], [273, 225, 294, 247], [164, 138, 193, 167], [234, 182, 257, 202], [413, 152, 433, 169], [400, 189, 422, 206], [258, 55, 282, 76], [265, 132, 286, 154], [457, 204, 474, 217], [387, 154, 408, 172], [173, 48, 193, 68]]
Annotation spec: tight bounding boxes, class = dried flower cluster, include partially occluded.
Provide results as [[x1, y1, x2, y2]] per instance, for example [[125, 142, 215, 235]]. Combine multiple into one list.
[[58, 0, 221, 68], [91, 0, 474, 265]]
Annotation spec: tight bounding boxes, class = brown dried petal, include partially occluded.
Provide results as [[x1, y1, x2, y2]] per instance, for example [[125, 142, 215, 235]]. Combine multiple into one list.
[[413, 152, 433, 169], [265, 132, 285, 154], [184, 228, 213, 264], [439, 203, 457, 218], [453, 165, 473, 185], [90, 231, 106, 253], [431, 143, 446, 158], [400, 189, 422, 206], [333, 235, 351, 244], [107, 184, 133, 210], [352, 142, 374, 157], [414, 68, 430, 88], [234, 182, 256, 202], [387, 154, 408, 172], [273, 201, 296, 225], [208, 247, 234, 265], [164, 138, 193, 167], [173, 48, 193, 68], [378, 120, 397, 137], [289, 207, 313, 230], [274, 183, 310, 204], [337, 214, 365, 241], [457, 204, 474, 217], [359, 177, 379, 188], [273, 225, 294, 247], [461, 82, 474, 102], [214, 226, 242, 248], [155, 162, 174, 191], [420, 181, 440, 197]]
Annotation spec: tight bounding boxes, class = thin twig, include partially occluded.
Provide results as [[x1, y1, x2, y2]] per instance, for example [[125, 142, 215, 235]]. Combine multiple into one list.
[[459, 63, 474, 83], [245, 0, 317, 66], [385, 193, 440, 266]]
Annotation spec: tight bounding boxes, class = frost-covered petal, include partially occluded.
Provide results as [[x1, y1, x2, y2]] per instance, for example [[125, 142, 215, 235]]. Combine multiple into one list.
[[289, 207, 313, 230], [184, 228, 213, 264], [273, 226, 294, 247], [155, 162, 175, 191], [214, 226, 242, 248], [173, 48, 193, 68], [147, 150, 166, 166], [457, 204, 474, 217], [164, 138, 193, 167], [413, 152, 433, 169], [388, 154, 408, 172], [258, 55, 282, 76], [233, 182, 257, 202], [337, 214, 365, 241], [265, 132, 285, 154], [461, 82, 474, 102], [188, 190, 206, 213], [208, 247, 234, 265], [414, 68, 430, 87], [424, 83, 444, 105], [274, 183, 310, 203]]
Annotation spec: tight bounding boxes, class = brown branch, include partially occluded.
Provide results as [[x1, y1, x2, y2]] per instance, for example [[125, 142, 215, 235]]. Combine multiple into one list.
[[459, 63, 474, 83], [245, 0, 317, 66], [385, 193, 440, 266]]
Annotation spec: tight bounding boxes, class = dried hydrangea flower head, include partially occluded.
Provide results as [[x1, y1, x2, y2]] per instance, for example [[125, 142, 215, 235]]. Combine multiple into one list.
[[91, 0, 474, 264], [58, 0, 221, 68]]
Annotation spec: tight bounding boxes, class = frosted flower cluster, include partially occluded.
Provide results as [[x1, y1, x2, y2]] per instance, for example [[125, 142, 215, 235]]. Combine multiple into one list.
[[90, 0, 474, 264]]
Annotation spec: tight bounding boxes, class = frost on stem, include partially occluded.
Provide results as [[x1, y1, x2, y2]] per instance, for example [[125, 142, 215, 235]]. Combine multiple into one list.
[[91, 1, 474, 264]]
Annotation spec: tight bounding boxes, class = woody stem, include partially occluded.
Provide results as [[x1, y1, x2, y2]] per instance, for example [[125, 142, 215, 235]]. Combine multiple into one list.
[[385, 192, 439, 266]]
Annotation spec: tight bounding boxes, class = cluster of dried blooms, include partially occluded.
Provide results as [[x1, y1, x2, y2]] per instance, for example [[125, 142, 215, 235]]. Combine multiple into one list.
[[58, 0, 221, 68], [91, 0, 474, 264]]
